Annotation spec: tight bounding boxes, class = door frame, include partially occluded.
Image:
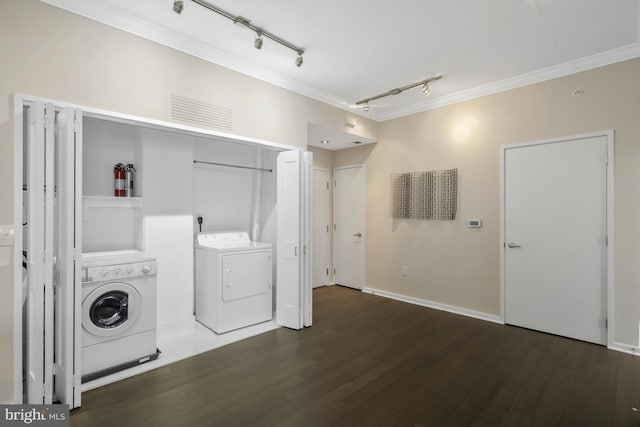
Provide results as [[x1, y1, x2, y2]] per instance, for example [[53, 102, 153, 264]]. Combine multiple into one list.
[[499, 130, 614, 347], [312, 167, 331, 288], [332, 164, 366, 290]]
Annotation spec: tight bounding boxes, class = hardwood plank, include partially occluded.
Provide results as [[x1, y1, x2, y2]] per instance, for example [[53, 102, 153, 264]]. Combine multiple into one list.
[[71, 286, 640, 427]]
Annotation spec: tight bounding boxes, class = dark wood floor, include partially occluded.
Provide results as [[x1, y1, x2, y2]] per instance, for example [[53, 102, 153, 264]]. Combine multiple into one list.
[[71, 286, 640, 427]]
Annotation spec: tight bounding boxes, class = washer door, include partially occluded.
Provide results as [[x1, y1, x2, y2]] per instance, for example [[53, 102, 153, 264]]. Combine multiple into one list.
[[82, 282, 142, 337]]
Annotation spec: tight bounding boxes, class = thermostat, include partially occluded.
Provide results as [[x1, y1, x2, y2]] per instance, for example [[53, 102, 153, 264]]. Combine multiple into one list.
[[468, 219, 482, 228]]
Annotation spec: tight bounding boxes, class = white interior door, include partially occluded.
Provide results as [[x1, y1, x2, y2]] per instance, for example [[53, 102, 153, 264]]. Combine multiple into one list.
[[312, 168, 330, 288], [504, 135, 608, 345], [276, 150, 312, 330], [53, 107, 82, 408], [333, 165, 365, 290], [25, 102, 55, 403]]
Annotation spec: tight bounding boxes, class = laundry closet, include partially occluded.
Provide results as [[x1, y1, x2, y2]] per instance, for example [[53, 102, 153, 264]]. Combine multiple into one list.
[[13, 94, 312, 410]]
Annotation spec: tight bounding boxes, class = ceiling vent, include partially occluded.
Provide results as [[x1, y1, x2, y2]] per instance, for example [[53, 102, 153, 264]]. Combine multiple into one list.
[[170, 94, 233, 132]]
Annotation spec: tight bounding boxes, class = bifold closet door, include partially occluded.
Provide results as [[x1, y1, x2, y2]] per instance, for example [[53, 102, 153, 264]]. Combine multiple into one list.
[[53, 107, 83, 409], [25, 104, 83, 408], [25, 102, 54, 404], [276, 150, 312, 330]]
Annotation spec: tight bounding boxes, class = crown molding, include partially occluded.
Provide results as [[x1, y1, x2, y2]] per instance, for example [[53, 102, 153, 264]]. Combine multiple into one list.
[[374, 42, 640, 121], [38, 0, 356, 115], [39, 0, 640, 123]]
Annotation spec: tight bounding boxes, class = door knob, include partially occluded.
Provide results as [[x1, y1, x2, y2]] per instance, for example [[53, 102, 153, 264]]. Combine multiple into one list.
[[353, 233, 362, 237], [507, 242, 521, 248]]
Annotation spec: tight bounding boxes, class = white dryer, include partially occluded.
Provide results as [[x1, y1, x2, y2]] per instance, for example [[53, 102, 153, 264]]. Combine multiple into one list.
[[195, 232, 273, 333], [81, 250, 158, 382]]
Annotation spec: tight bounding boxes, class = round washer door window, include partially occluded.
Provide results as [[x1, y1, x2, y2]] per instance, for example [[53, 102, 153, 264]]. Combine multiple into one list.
[[82, 282, 142, 337], [90, 290, 129, 329]]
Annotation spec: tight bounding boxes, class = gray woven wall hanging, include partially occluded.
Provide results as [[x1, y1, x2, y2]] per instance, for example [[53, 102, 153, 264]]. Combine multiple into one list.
[[391, 168, 458, 220]]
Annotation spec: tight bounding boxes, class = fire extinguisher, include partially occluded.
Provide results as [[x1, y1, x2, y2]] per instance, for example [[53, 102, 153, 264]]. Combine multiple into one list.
[[114, 163, 125, 197], [125, 164, 135, 197]]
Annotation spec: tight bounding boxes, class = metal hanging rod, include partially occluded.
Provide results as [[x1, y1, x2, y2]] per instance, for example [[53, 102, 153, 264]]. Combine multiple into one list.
[[187, 0, 305, 56], [356, 75, 443, 107], [193, 159, 273, 173]]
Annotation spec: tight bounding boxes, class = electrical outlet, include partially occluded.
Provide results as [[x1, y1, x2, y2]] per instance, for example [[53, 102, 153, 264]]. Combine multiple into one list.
[[401, 266, 409, 276], [0, 226, 14, 246]]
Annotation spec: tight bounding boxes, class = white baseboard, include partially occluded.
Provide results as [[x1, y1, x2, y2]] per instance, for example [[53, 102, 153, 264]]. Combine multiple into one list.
[[362, 287, 503, 324], [608, 341, 640, 356]]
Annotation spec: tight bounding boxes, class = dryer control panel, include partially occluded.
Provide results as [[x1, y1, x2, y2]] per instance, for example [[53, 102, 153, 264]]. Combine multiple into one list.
[[83, 261, 157, 283]]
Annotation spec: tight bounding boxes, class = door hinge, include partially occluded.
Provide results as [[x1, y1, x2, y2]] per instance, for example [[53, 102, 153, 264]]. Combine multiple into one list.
[[52, 364, 57, 375], [333, 268, 336, 275], [326, 181, 329, 190], [326, 268, 329, 276], [333, 224, 336, 231], [604, 151, 608, 165], [326, 225, 329, 233], [605, 235, 608, 247], [74, 118, 81, 133], [605, 318, 608, 329], [334, 179, 336, 187], [303, 245, 307, 255], [44, 114, 52, 129]]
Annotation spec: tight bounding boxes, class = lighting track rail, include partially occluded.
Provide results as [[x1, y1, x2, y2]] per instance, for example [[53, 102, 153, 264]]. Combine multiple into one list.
[[356, 75, 443, 111], [173, 0, 305, 67]]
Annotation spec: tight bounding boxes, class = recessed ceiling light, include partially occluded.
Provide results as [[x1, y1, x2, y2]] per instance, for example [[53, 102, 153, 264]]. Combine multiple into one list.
[[352, 141, 362, 145], [320, 140, 330, 144]]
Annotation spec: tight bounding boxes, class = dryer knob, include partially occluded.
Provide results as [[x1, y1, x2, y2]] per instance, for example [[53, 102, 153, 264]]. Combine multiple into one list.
[[125, 266, 134, 275], [142, 265, 152, 274]]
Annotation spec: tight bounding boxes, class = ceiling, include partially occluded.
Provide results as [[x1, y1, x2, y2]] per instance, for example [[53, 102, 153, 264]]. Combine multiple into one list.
[[41, 0, 640, 149]]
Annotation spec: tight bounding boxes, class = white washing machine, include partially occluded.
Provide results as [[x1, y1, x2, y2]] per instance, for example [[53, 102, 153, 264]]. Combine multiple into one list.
[[195, 232, 273, 333], [81, 250, 159, 382]]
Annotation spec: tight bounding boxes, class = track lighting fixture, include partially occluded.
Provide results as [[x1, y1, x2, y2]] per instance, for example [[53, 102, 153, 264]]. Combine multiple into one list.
[[178, 0, 306, 67], [356, 75, 442, 111], [172, 0, 184, 14], [254, 33, 263, 50]]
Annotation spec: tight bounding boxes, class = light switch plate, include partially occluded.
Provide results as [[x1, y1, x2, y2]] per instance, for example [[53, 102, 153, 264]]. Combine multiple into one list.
[[0, 226, 15, 246]]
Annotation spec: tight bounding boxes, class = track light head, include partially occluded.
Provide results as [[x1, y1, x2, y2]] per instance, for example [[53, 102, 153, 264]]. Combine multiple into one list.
[[421, 82, 430, 95], [295, 53, 304, 67], [254, 33, 263, 50], [172, 0, 184, 14], [363, 103, 369, 112]]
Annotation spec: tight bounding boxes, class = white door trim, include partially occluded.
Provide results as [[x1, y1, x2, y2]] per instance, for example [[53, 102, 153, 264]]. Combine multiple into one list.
[[332, 164, 366, 290], [12, 94, 25, 403], [499, 130, 614, 347], [312, 167, 331, 287]]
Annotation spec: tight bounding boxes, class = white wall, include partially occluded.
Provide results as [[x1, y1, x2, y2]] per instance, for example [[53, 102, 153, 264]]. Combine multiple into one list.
[[82, 118, 141, 252], [139, 128, 194, 325]]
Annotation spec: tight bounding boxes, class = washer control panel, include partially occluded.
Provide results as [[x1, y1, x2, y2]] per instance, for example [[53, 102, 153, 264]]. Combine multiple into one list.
[[83, 261, 157, 283]]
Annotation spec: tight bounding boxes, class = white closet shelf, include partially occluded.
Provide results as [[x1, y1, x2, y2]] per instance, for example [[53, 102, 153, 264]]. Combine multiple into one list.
[[83, 196, 143, 209]]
